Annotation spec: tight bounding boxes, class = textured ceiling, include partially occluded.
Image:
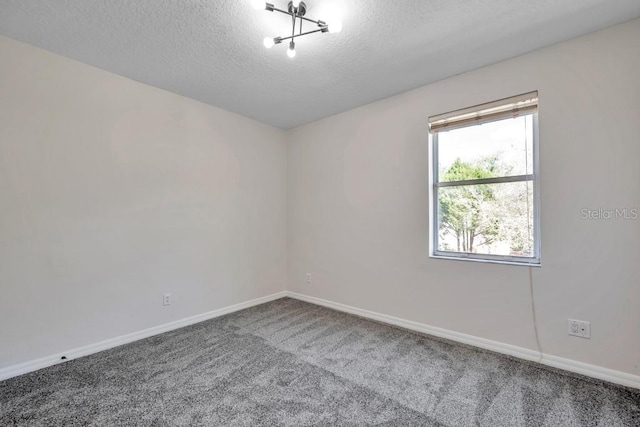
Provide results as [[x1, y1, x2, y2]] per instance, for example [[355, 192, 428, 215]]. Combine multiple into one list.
[[1, 1, 639, 129]]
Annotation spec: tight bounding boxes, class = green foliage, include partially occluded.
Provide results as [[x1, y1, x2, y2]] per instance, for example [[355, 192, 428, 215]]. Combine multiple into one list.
[[438, 157, 533, 255], [439, 158, 500, 252], [442, 158, 497, 182]]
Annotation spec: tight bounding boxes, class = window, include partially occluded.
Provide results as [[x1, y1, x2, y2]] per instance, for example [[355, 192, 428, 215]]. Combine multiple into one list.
[[429, 92, 540, 265]]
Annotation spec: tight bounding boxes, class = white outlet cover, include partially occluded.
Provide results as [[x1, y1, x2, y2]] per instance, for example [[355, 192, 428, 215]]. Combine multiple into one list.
[[568, 319, 590, 339], [163, 293, 171, 306]]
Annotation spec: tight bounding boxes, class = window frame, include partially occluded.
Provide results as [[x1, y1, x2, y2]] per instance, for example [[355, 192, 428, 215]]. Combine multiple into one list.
[[429, 109, 541, 266]]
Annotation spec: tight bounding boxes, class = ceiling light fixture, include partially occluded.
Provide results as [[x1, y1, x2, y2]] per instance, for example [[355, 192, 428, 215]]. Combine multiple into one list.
[[253, 1, 342, 58]]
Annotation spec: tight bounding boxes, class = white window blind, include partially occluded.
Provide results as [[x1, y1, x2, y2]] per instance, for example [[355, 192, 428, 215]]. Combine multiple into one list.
[[428, 91, 538, 134]]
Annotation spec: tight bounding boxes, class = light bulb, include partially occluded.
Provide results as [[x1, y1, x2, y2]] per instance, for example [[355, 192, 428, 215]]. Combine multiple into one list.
[[263, 37, 275, 48], [287, 42, 296, 58], [251, 0, 265, 10], [291, 0, 300, 7], [328, 19, 343, 33]]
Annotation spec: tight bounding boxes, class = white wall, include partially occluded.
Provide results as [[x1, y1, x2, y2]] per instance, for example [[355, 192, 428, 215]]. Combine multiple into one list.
[[288, 19, 640, 376], [0, 36, 287, 369]]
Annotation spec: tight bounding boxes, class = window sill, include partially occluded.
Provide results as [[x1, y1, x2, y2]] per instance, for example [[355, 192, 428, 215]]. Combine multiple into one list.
[[430, 253, 541, 267]]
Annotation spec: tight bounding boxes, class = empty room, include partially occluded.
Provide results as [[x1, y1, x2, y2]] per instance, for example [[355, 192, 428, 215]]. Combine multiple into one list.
[[1, 0, 639, 425]]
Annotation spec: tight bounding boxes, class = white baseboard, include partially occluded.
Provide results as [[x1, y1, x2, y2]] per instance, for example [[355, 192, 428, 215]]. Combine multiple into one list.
[[0, 291, 287, 382], [4, 290, 638, 390], [285, 291, 640, 390]]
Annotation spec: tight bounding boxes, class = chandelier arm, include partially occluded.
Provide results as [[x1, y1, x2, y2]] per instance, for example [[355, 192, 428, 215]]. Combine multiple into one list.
[[299, 15, 324, 26], [272, 7, 291, 15], [268, 7, 323, 27], [277, 28, 324, 42], [266, 6, 325, 27]]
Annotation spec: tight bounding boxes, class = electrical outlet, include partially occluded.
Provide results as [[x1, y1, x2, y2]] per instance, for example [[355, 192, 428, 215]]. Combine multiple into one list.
[[306, 273, 312, 284], [163, 293, 171, 306], [568, 319, 590, 339]]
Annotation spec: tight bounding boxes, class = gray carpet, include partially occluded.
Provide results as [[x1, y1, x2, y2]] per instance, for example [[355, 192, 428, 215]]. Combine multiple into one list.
[[1, 298, 639, 426]]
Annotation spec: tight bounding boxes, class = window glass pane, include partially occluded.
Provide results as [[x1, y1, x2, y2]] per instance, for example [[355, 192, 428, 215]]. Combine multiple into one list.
[[437, 181, 534, 257], [438, 115, 534, 182]]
